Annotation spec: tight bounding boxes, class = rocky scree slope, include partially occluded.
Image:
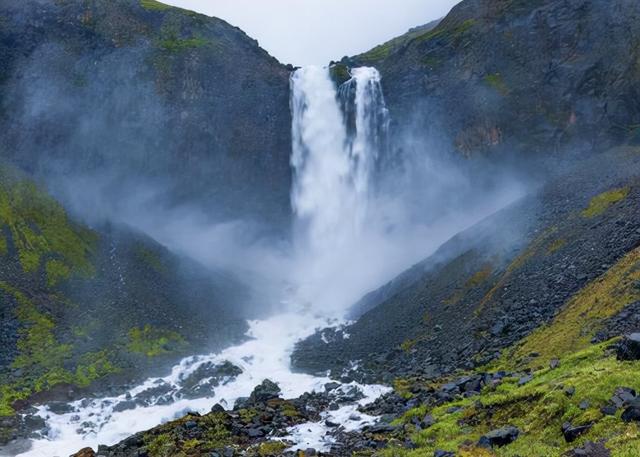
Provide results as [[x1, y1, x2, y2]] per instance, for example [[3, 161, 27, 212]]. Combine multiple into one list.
[[344, 0, 640, 159], [0, 165, 249, 445], [0, 0, 293, 228], [293, 145, 640, 383]]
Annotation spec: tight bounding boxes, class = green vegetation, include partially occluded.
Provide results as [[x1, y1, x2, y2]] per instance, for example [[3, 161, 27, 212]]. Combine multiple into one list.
[[45, 259, 71, 287], [140, 0, 172, 11], [384, 342, 640, 456], [494, 246, 640, 370], [127, 324, 185, 357], [144, 412, 234, 456], [0, 283, 119, 416], [135, 246, 168, 274], [582, 187, 630, 218], [393, 378, 415, 400], [547, 238, 567, 255], [484, 73, 510, 96], [160, 36, 208, 53], [329, 64, 351, 86], [414, 19, 476, 44], [257, 441, 287, 456], [0, 165, 96, 279], [445, 262, 494, 305]]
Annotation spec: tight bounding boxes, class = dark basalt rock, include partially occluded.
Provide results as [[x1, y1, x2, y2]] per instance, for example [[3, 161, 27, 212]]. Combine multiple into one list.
[[616, 333, 640, 361], [564, 441, 611, 457], [478, 426, 520, 448], [562, 422, 593, 443], [249, 379, 282, 404]]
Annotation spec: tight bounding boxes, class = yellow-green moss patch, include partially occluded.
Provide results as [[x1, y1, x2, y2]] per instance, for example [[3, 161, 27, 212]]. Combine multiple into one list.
[[582, 187, 630, 218], [128, 325, 185, 357], [500, 246, 640, 370]]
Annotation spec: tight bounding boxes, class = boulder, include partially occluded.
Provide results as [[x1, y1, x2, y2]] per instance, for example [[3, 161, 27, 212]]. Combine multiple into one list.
[[564, 441, 611, 457], [71, 448, 96, 457], [249, 379, 282, 404], [616, 334, 640, 361], [478, 425, 520, 447], [562, 422, 593, 443]]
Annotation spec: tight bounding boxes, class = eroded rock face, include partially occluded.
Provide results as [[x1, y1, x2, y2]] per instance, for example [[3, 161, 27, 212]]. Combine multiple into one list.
[[0, 0, 293, 230], [353, 0, 640, 159]]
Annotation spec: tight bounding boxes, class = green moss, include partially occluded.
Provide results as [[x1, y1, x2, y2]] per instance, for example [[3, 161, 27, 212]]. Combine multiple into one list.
[[0, 231, 6, 256], [497, 246, 640, 370], [393, 378, 414, 400], [582, 187, 630, 218], [484, 73, 510, 96], [547, 238, 567, 255], [0, 282, 119, 416], [146, 434, 178, 457], [46, 259, 71, 287], [0, 166, 97, 277], [140, 0, 172, 11], [387, 343, 640, 456], [329, 63, 351, 86], [127, 325, 185, 357], [257, 441, 287, 456], [135, 246, 167, 274], [159, 36, 208, 53], [238, 408, 258, 423], [414, 19, 476, 44], [401, 338, 418, 353]]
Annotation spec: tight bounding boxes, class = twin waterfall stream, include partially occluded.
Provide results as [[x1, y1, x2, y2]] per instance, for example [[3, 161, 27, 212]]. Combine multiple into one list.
[[13, 66, 391, 457]]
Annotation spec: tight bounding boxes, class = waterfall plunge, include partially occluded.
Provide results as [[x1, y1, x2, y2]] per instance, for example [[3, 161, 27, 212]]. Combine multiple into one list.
[[290, 66, 390, 314]]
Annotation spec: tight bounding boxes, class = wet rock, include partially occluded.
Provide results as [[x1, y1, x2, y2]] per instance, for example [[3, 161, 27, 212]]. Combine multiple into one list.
[[610, 387, 636, 408], [47, 402, 73, 414], [434, 451, 455, 457], [478, 425, 520, 447], [616, 333, 640, 361], [112, 400, 137, 413], [579, 400, 590, 410], [600, 404, 617, 416], [211, 403, 226, 413], [179, 361, 242, 399], [562, 422, 593, 443], [324, 382, 341, 392], [564, 441, 611, 457], [518, 374, 533, 385], [621, 399, 640, 423], [249, 379, 281, 404], [71, 448, 96, 457]]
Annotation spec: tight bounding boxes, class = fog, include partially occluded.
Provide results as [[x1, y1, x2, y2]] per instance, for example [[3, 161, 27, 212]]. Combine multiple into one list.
[[3, 40, 532, 322], [165, 0, 460, 65]]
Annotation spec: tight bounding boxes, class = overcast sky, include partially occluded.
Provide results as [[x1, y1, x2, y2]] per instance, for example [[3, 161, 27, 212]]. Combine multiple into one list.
[[165, 0, 460, 65]]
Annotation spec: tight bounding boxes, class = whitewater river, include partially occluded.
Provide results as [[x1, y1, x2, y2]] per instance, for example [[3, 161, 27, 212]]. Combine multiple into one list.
[[12, 311, 388, 457]]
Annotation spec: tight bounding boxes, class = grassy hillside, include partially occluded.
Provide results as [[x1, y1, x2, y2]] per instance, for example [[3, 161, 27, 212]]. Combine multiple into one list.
[[0, 165, 247, 441]]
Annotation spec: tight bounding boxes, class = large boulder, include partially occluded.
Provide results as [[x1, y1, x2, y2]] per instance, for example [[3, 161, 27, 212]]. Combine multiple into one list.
[[478, 425, 520, 447], [616, 334, 640, 361]]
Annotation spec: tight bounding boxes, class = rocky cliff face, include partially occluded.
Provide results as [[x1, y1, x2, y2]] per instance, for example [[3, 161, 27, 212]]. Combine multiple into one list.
[[0, 0, 293, 228], [350, 0, 640, 158]]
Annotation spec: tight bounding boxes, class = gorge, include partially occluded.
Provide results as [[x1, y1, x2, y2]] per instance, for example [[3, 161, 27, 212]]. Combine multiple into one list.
[[1, 1, 640, 456]]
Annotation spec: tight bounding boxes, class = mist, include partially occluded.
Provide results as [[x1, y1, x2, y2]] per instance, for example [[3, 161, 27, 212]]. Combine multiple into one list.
[[3, 44, 533, 321]]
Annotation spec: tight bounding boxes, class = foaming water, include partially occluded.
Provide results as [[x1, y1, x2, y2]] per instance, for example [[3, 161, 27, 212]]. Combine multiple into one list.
[[15, 312, 389, 456]]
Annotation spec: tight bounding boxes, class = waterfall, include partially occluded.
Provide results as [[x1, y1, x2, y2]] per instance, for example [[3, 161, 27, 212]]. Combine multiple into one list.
[[289, 65, 389, 313], [290, 65, 388, 254]]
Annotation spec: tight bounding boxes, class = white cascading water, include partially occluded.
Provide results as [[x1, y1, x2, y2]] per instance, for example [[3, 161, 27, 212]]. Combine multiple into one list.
[[10, 66, 392, 457], [290, 66, 390, 315]]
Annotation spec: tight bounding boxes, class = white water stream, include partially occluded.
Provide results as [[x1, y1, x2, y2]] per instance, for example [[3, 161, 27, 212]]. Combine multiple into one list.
[[9, 66, 393, 456]]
